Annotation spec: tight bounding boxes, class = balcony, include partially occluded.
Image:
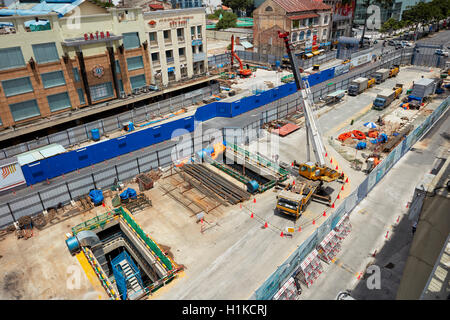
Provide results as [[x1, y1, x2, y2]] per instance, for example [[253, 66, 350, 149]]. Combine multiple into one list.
[[166, 57, 174, 64], [178, 36, 185, 43], [150, 40, 158, 48], [193, 52, 206, 62]]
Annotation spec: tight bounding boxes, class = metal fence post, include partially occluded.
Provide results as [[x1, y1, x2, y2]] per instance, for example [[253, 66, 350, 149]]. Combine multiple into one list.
[[7, 203, 16, 222], [37, 191, 45, 210], [136, 158, 141, 173], [66, 182, 73, 200], [91, 174, 97, 189]]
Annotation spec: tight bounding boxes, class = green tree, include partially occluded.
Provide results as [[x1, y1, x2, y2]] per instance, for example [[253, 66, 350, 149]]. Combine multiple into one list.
[[222, 0, 253, 13], [207, 9, 226, 20], [215, 11, 238, 30]]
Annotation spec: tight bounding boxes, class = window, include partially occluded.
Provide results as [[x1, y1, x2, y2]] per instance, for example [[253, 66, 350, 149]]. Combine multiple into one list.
[[306, 30, 311, 38], [291, 32, 297, 42], [126, 56, 144, 71], [197, 26, 201, 35], [47, 92, 71, 112], [322, 29, 327, 39], [90, 82, 114, 101], [166, 50, 173, 63], [32, 42, 59, 64], [118, 79, 124, 93], [73, 67, 80, 82], [149, 32, 157, 42], [292, 20, 299, 29], [77, 88, 85, 105], [9, 99, 40, 121], [324, 15, 329, 25], [122, 32, 140, 49], [163, 30, 170, 40], [313, 17, 319, 25], [265, 6, 273, 11], [129, 74, 146, 90], [0, 47, 25, 70], [177, 28, 183, 38], [115, 60, 121, 74], [299, 31, 305, 40], [191, 26, 195, 36], [41, 70, 66, 89], [151, 52, 159, 61], [198, 45, 203, 53], [179, 47, 185, 56], [300, 19, 306, 27], [2, 77, 33, 97]]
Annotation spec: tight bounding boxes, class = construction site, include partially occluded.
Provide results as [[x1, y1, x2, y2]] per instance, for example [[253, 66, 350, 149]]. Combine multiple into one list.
[[0, 30, 449, 301]]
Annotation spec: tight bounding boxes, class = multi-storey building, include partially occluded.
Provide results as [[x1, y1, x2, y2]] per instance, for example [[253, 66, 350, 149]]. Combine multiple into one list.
[[323, 0, 354, 41], [253, 0, 332, 57], [0, 4, 207, 129]]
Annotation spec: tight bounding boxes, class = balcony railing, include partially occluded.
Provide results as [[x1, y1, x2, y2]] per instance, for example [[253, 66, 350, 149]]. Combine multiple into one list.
[[178, 36, 185, 42], [193, 52, 206, 62], [167, 57, 174, 63]]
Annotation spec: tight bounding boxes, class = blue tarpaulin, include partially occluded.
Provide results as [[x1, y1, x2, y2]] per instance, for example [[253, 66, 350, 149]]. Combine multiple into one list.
[[120, 188, 137, 201], [89, 189, 103, 205]]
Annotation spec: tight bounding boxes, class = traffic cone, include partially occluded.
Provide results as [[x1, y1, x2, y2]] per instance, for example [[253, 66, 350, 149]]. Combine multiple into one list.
[[46, 178, 50, 185], [331, 202, 335, 208], [292, 180, 295, 185], [385, 231, 389, 239], [102, 202, 105, 207], [341, 185, 344, 191], [201, 218, 204, 224], [291, 162, 294, 167], [312, 219, 316, 225], [264, 222, 268, 228], [298, 226, 302, 232], [253, 198, 256, 203], [325, 152, 328, 157], [250, 212, 254, 218], [396, 216, 400, 223], [280, 231, 284, 237], [345, 177, 349, 183], [330, 158, 333, 164], [323, 211, 326, 217], [30, 185, 33, 189], [336, 165, 339, 170], [337, 194, 340, 200]]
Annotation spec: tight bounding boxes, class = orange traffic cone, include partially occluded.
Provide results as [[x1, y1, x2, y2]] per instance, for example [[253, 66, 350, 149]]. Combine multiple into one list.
[[325, 152, 328, 157], [253, 198, 256, 203], [337, 194, 340, 200], [312, 219, 316, 225], [264, 222, 268, 228], [331, 203, 335, 208], [298, 226, 302, 232], [280, 231, 284, 237], [345, 177, 349, 183], [323, 211, 326, 217], [341, 185, 344, 191], [330, 158, 333, 164], [292, 180, 295, 185], [250, 212, 254, 218], [336, 165, 339, 170]]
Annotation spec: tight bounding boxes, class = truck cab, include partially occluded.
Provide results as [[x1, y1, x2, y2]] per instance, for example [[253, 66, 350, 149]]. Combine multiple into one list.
[[367, 78, 376, 88], [348, 83, 359, 96], [276, 190, 307, 219], [373, 97, 386, 109], [374, 73, 383, 83], [389, 66, 399, 77]]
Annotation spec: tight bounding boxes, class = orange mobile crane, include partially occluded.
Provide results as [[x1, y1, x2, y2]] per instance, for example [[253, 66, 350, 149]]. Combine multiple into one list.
[[230, 35, 252, 77]]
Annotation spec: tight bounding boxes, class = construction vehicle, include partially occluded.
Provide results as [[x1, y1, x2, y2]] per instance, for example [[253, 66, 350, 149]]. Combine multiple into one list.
[[293, 161, 340, 182], [278, 31, 342, 184], [367, 78, 376, 88], [348, 77, 369, 96], [374, 68, 390, 83], [389, 65, 399, 77], [230, 35, 252, 77], [393, 83, 403, 98], [373, 89, 396, 110]]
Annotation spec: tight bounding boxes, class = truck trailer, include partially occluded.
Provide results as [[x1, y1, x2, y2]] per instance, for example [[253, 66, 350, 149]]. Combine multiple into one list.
[[348, 77, 369, 96], [373, 89, 396, 110], [374, 69, 390, 84]]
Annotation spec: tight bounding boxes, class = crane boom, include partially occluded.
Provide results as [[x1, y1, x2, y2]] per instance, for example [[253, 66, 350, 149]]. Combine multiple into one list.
[[278, 31, 326, 167]]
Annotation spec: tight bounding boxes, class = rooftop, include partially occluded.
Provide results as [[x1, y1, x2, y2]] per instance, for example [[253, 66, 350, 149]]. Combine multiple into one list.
[[273, 0, 331, 13]]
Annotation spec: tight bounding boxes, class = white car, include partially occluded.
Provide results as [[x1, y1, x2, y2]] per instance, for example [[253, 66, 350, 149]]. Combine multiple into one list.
[[435, 49, 449, 57]]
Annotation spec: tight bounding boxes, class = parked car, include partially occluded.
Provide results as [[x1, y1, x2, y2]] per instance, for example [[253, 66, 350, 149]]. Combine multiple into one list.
[[387, 40, 395, 46], [435, 49, 449, 57]]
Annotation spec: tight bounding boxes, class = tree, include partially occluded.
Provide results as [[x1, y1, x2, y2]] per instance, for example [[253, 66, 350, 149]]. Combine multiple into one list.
[[207, 9, 226, 20], [215, 11, 238, 30], [222, 0, 253, 13]]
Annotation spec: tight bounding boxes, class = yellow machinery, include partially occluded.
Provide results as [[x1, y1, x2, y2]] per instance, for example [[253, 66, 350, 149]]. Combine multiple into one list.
[[276, 186, 315, 219], [389, 66, 399, 78], [394, 84, 403, 99], [367, 78, 376, 88], [295, 161, 341, 182]]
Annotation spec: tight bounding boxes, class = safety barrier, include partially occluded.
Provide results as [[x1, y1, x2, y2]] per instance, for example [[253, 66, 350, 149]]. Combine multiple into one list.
[[253, 96, 450, 300]]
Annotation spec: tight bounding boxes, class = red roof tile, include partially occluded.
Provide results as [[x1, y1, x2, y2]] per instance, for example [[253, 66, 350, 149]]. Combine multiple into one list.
[[149, 3, 164, 9], [274, 0, 331, 13], [287, 13, 319, 20]]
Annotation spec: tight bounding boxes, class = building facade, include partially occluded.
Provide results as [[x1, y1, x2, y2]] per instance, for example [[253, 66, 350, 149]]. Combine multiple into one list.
[[323, 0, 354, 41], [253, 0, 332, 57], [0, 6, 207, 128], [353, 0, 432, 26]]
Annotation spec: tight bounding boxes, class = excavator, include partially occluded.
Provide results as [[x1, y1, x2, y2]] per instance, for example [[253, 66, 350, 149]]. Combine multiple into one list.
[[230, 35, 252, 77]]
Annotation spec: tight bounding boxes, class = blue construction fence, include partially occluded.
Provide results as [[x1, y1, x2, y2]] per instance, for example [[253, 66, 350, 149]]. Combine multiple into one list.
[[253, 96, 450, 300], [21, 67, 339, 186]]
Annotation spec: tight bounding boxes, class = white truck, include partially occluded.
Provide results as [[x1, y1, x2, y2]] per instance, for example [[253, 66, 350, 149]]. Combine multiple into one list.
[[348, 77, 369, 96], [374, 68, 390, 84], [373, 89, 396, 110]]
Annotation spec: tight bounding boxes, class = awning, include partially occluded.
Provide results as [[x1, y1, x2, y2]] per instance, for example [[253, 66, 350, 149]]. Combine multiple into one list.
[[312, 51, 321, 55], [288, 13, 319, 20], [240, 40, 253, 49], [306, 53, 314, 58]]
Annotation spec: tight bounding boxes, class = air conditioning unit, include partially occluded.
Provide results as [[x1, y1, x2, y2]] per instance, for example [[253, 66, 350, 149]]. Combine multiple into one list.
[[120, 91, 126, 99], [141, 86, 149, 93], [133, 88, 140, 95]]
